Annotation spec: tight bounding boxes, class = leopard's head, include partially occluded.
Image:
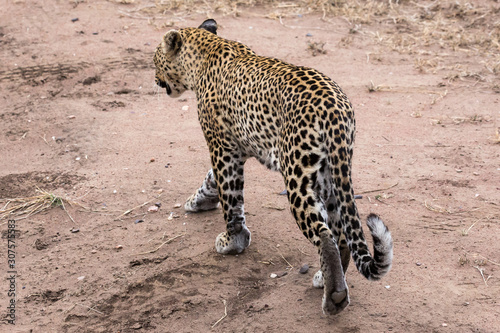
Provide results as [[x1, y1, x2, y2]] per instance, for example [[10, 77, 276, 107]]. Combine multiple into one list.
[[154, 29, 187, 98], [154, 19, 218, 98]]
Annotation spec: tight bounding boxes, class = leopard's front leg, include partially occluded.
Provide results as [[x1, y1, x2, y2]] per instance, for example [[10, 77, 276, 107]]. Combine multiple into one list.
[[185, 169, 219, 212], [210, 146, 251, 255]]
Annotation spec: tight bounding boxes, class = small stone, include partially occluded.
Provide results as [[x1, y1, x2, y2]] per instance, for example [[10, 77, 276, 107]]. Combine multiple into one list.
[[270, 273, 277, 278], [174, 203, 182, 208], [148, 205, 159, 212], [77, 276, 85, 281], [181, 105, 189, 111], [70, 228, 80, 233], [91, 249, 97, 254], [155, 202, 162, 208], [463, 302, 470, 306], [306, 33, 313, 37], [71, 18, 79, 22], [299, 264, 309, 274], [385, 285, 391, 289], [135, 219, 144, 224], [416, 262, 422, 266], [442, 323, 448, 327], [150, 158, 155, 162], [68, 115, 76, 119], [115, 245, 123, 250], [167, 212, 174, 221], [277, 271, 288, 278]]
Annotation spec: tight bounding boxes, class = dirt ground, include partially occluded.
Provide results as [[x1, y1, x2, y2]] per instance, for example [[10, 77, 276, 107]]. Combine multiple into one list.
[[1, 0, 499, 332]]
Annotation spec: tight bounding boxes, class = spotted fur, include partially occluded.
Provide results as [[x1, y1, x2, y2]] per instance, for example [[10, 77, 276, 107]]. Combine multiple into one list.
[[154, 19, 393, 315]]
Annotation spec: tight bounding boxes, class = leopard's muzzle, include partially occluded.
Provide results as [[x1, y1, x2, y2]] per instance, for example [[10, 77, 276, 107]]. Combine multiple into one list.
[[157, 79, 172, 95]]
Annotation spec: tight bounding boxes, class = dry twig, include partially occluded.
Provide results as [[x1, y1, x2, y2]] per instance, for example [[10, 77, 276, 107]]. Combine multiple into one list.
[[276, 246, 293, 269], [211, 299, 227, 328], [358, 182, 399, 195], [133, 234, 184, 255], [114, 195, 162, 220], [473, 265, 492, 286]]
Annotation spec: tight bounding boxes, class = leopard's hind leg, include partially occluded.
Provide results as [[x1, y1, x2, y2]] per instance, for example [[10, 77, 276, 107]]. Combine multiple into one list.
[[281, 137, 349, 315]]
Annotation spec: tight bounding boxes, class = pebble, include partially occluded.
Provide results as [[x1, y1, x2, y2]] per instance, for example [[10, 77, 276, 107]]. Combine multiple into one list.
[[155, 202, 162, 208], [77, 276, 85, 281], [135, 219, 144, 224], [71, 18, 79, 22], [115, 245, 123, 250], [174, 203, 182, 208], [385, 285, 391, 289], [270, 272, 288, 279], [70, 228, 80, 233], [148, 205, 159, 212], [299, 264, 309, 274], [182, 105, 189, 111], [131, 323, 142, 329]]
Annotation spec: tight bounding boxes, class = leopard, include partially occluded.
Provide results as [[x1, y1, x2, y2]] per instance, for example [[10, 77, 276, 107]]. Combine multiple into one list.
[[153, 19, 393, 315]]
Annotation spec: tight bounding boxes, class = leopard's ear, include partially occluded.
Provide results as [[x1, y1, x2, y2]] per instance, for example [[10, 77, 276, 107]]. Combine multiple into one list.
[[161, 30, 183, 57], [198, 19, 217, 35]]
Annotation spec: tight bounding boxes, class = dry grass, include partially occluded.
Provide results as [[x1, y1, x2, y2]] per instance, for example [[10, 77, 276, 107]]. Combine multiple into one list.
[[307, 41, 327, 56], [367, 80, 392, 92], [138, 0, 499, 86], [0, 188, 82, 223]]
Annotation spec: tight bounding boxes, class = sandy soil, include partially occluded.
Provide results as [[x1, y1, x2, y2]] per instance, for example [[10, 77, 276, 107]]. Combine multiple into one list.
[[1, 1, 499, 332]]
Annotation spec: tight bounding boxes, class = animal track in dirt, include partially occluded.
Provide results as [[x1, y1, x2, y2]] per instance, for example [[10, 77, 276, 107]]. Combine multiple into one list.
[[63, 262, 232, 331], [0, 56, 152, 85], [0, 62, 91, 83], [24, 289, 66, 304], [0, 171, 85, 198]]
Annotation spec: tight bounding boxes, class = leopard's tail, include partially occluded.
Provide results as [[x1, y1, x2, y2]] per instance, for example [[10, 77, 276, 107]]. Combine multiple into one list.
[[353, 213, 393, 280], [326, 142, 393, 280]]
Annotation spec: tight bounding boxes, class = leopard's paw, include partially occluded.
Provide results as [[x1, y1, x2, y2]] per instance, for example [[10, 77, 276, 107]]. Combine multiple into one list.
[[312, 270, 324, 288], [215, 228, 251, 255], [184, 193, 219, 212]]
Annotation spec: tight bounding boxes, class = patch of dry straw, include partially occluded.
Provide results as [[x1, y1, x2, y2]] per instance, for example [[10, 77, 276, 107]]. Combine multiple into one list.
[[141, 0, 499, 76], [0, 188, 81, 223]]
